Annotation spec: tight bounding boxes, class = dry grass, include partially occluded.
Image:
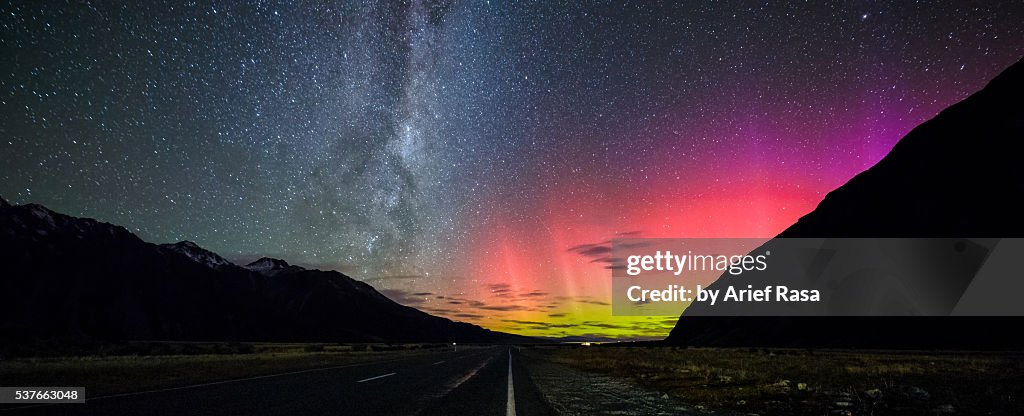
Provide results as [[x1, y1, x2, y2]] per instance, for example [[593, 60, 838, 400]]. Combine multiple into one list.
[[526, 346, 1024, 415]]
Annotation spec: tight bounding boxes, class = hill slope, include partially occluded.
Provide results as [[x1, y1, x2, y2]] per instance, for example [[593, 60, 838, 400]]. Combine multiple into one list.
[[667, 57, 1024, 349], [0, 199, 528, 345]]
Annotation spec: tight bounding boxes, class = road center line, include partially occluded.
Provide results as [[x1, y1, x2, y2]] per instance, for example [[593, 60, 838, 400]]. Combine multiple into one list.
[[432, 360, 445, 365], [507, 348, 516, 416], [356, 372, 397, 383], [1, 349, 487, 413]]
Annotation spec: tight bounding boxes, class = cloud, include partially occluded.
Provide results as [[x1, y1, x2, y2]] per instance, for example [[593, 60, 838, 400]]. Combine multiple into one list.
[[567, 243, 613, 266], [555, 295, 611, 306], [478, 304, 530, 311], [605, 258, 627, 271], [502, 319, 549, 326], [500, 319, 578, 331], [384, 287, 566, 323], [379, 288, 430, 305], [422, 307, 457, 315], [567, 233, 649, 266], [567, 244, 611, 257], [487, 283, 512, 293], [493, 314, 678, 335], [413, 289, 676, 337], [579, 321, 623, 329]]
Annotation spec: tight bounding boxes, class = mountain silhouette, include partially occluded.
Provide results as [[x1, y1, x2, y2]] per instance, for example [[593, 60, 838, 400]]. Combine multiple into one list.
[[160, 240, 235, 270], [667, 57, 1024, 349], [0, 199, 530, 348]]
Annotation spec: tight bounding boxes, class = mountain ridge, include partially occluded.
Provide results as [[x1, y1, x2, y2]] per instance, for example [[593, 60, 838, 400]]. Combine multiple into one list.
[[666, 56, 1024, 349], [160, 240, 235, 270], [0, 199, 531, 346], [778, 55, 1024, 238]]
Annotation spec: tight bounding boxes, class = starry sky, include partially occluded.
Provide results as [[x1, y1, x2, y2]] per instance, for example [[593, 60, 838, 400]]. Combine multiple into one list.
[[2, 1, 1023, 339]]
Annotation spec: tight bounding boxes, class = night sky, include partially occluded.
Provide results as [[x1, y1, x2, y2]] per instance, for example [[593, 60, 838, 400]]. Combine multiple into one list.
[[2, 1, 1022, 338]]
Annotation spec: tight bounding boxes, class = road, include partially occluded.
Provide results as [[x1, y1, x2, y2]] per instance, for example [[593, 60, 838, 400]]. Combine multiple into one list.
[[2, 346, 555, 416]]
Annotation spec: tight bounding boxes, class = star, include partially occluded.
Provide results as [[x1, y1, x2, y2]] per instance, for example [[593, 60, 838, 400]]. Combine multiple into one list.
[[1, 1, 1022, 338]]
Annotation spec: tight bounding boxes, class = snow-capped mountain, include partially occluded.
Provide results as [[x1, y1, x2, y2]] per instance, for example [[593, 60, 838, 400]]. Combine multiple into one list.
[[243, 257, 300, 276], [160, 240, 234, 270], [0, 197, 531, 344]]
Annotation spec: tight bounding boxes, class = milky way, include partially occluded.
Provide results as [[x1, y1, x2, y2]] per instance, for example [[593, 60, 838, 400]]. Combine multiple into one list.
[[2, 1, 1022, 338]]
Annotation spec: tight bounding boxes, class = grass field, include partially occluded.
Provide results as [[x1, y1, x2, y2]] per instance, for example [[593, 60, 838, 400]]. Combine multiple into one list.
[[4, 342, 1020, 415], [524, 345, 1024, 415], [0, 342, 461, 398]]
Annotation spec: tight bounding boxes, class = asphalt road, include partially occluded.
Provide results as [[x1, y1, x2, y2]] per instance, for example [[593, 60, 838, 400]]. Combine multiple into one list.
[[2, 346, 555, 416]]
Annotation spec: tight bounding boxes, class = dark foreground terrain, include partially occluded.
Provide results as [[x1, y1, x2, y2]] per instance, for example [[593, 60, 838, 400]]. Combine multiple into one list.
[[530, 345, 1024, 415], [1, 344, 552, 416], [2, 343, 1020, 415]]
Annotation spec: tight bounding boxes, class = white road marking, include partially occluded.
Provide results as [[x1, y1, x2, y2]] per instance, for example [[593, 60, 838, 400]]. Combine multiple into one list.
[[0, 349, 489, 413], [432, 360, 445, 365], [506, 349, 516, 416], [94, 357, 408, 400], [356, 372, 397, 383], [0, 355, 424, 413]]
